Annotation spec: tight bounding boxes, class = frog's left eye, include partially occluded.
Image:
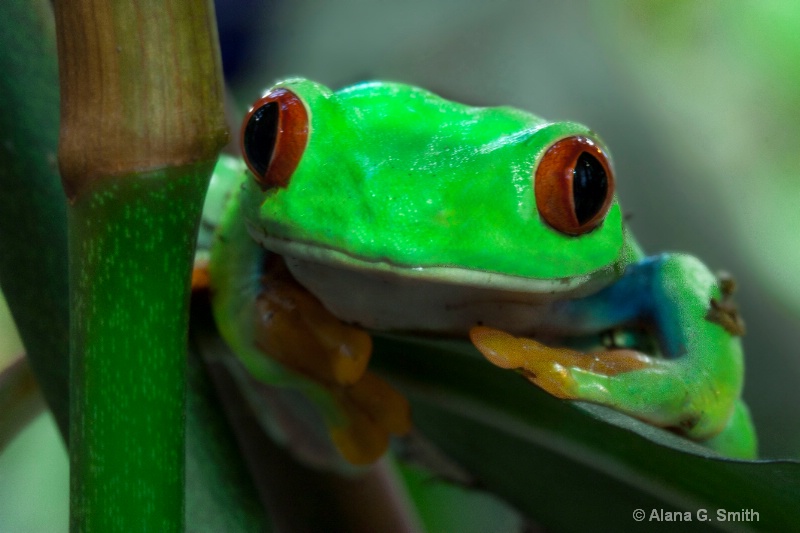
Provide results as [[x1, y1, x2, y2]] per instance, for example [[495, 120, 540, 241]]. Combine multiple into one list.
[[534, 135, 614, 235], [241, 88, 309, 189]]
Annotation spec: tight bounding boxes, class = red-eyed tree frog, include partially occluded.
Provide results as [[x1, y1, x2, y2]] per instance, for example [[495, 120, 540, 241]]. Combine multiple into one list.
[[195, 78, 757, 464]]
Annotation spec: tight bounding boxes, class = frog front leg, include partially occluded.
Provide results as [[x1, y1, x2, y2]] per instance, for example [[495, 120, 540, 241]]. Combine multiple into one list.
[[208, 186, 410, 465], [471, 253, 757, 458]]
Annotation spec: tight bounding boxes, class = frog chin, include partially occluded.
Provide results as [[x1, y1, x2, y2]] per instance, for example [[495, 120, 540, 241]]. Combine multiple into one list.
[[255, 234, 620, 335]]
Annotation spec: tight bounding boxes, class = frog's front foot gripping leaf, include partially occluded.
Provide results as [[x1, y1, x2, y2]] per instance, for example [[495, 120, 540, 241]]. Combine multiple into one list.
[[251, 257, 411, 464], [204, 182, 410, 466], [470, 254, 757, 459]]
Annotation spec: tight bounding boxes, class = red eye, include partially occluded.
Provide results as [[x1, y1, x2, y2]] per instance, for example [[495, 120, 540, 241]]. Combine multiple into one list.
[[534, 135, 615, 235], [240, 88, 309, 189]]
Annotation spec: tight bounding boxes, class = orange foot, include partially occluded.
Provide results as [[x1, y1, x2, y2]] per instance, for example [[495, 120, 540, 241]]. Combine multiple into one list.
[[469, 325, 653, 399], [253, 257, 410, 464]]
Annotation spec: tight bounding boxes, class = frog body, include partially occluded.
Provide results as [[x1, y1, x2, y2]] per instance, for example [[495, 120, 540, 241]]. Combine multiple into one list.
[[200, 78, 756, 464]]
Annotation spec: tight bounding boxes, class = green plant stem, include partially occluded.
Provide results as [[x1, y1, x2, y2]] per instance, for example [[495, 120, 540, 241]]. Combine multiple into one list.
[[53, 0, 227, 529], [0, 0, 267, 527], [69, 167, 211, 531]]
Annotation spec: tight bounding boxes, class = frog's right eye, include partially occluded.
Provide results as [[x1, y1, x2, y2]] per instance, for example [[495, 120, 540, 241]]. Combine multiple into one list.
[[534, 135, 615, 236], [241, 88, 309, 189]]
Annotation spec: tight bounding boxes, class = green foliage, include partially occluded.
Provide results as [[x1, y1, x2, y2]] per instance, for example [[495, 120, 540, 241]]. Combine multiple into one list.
[[375, 336, 800, 532], [0, 0, 69, 438]]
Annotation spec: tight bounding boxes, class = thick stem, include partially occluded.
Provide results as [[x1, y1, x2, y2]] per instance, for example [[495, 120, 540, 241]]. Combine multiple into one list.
[[68, 166, 211, 530], [53, 0, 228, 530], [54, 0, 228, 199]]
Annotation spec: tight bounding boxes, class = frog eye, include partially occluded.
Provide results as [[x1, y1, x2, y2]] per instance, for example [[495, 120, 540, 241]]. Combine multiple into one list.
[[534, 135, 615, 235], [241, 88, 309, 189]]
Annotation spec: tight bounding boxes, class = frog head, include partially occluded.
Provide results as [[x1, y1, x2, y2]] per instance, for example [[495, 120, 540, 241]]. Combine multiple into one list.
[[238, 78, 630, 332]]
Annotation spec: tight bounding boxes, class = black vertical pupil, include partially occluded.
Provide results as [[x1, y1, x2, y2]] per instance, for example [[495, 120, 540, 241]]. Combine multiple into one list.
[[244, 101, 279, 176], [573, 152, 608, 225]]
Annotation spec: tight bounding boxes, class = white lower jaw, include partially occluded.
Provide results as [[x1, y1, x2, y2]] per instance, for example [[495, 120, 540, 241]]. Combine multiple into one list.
[[257, 234, 618, 335]]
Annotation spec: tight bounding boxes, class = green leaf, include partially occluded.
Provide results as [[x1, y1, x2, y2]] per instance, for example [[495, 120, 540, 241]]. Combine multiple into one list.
[[374, 336, 800, 532], [0, 0, 69, 438], [186, 343, 273, 532]]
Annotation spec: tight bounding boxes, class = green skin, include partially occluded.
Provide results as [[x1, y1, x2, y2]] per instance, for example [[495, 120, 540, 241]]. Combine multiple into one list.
[[202, 78, 757, 459]]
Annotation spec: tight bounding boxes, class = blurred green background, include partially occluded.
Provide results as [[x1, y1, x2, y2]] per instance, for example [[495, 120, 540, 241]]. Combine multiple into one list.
[[2, 1, 799, 530]]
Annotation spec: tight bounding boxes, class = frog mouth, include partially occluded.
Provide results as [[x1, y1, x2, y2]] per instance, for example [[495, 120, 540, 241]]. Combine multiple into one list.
[[250, 231, 620, 334], [251, 231, 617, 296]]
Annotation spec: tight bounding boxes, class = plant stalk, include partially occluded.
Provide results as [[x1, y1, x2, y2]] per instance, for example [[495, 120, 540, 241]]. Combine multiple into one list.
[[53, 0, 228, 530], [68, 168, 213, 530]]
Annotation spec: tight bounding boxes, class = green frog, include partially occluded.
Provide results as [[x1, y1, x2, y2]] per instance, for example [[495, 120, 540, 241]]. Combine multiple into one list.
[[196, 78, 756, 464]]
